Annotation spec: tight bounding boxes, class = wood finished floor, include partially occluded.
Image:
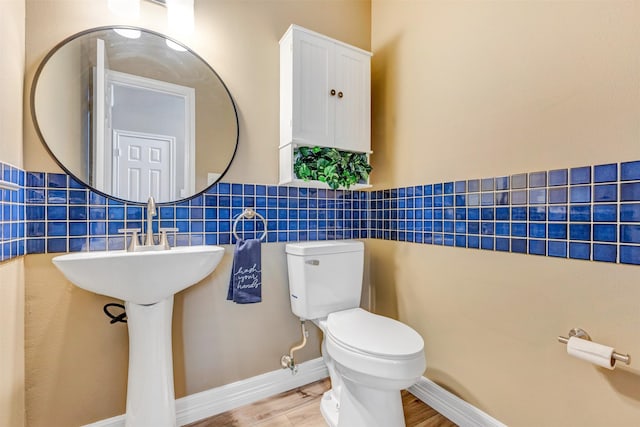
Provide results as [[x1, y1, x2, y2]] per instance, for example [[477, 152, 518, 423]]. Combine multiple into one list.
[[186, 378, 458, 427]]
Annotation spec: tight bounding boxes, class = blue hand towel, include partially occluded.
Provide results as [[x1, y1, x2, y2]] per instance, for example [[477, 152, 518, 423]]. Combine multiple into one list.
[[227, 239, 262, 304]]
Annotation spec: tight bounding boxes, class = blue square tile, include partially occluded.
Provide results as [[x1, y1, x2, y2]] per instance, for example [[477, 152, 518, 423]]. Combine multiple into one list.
[[496, 238, 509, 251], [529, 206, 546, 221], [468, 222, 479, 234], [26, 172, 45, 187], [511, 238, 527, 253], [69, 222, 87, 236], [455, 181, 466, 193], [481, 208, 494, 220], [548, 206, 567, 222], [621, 161, 640, 181], [26, 239, 45, 254], [594, 184, 617, 203], [511, 190, 527, 205], [511, 207, 527, 220], [529, 189, 546, 204], [68, 190, 87, 205], [569, 242, 590, 260], [433, 184, 442, 195], [570, 186, 591, 203], [455, 195, 466, 207], [529, 239, 546, 255], [47, 173, 68, 188], [47, 189, 67, 204], [90, 207, 106, 220], [47, 238, 67, 253], [481, 193, 493, 206], [467, 180, 479, 193], [495, 222, 509, 236], [26, 206, 45, 221], [481, 222, 494, 235], [468, 208, 479, 220], [548, 241, 567, 258], [593, 244, 616, 262], [496, 207, 509, 220], [570, 167, 591, 185], [511, 223, 527, 237], [467, 235, 479, 248], [69, 177, 85, 189], [454, 235, 466, 247], [27, 222, 45, 237], [481, 236, 494, 250], [569, 205, 590, 222], [481, 178, 494, 192], [511, 173, 527, 189], [570, 224, 591, 241], [621, 182, 640, 201], [444, 182, 454, 194], [620, 204, 640, 222], [594, 204, 617, 222], [593, 224, 616, 242], [529, 223, 546, 238], [548, 169, 568, 186], [444, 195, 454, 207], [529, 172, 546, 188], [594, 163, 618, 183], [467, 194, 480, 206], [548, 223, 567, 239], [620, 245, 640, 265], [47, 205, 67, 220], [621, 224, 640, 243], [548, 187, 567, 204], [423, 185, 433, 196], [495, 177, 509, 190], [495, 192, 509, 205], [69, 206, 87, 220]]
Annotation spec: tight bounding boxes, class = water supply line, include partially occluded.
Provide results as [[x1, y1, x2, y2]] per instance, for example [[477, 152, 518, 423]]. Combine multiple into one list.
[[281, 320, 308, 375]]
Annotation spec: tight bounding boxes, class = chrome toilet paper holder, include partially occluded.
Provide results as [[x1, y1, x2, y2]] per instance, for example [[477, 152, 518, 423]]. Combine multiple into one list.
[[557, 328, 631, 365]]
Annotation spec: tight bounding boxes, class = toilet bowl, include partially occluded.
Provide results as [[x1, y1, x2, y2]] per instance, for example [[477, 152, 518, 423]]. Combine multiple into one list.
[[285, 241, 426, 427]]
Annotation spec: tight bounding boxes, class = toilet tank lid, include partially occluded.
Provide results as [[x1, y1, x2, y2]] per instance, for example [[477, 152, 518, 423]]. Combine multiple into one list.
[[285, 240, 363, 256]]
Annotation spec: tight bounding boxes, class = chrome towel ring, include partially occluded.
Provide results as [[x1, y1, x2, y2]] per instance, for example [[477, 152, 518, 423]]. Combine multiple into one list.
[[232, 208, 267, 241]]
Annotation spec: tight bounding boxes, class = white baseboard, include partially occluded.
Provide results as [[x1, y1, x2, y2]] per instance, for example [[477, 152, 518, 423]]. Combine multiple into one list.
[[83, 358, 328, 427], [408, 377, 506, 427]]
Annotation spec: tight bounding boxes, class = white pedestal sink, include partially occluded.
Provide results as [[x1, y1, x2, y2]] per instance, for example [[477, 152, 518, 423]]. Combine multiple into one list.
[[52, 245, 225, 427]]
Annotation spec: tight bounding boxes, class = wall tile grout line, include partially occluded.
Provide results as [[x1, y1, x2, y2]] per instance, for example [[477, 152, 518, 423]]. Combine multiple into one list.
[[1, 159, 639, 266]]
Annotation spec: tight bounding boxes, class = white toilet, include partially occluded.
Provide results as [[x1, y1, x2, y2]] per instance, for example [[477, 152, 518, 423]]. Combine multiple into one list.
[[285, 240, 426, 427]]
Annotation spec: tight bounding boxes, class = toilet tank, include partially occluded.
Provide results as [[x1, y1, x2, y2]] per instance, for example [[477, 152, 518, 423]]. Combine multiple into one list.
[[285, 240, 364, 320]]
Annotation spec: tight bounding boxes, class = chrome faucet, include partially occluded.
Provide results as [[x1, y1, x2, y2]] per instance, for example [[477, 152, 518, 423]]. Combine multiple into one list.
[[119, 196, 177, 251], [145, 196, 157, 246]]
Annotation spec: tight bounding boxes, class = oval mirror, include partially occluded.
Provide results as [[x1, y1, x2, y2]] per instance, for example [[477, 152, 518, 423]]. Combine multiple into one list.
[[31, 26, 238, 204]]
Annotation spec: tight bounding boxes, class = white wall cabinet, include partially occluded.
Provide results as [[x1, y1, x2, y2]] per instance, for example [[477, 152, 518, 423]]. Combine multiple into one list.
[[279, 25, 372, 188]]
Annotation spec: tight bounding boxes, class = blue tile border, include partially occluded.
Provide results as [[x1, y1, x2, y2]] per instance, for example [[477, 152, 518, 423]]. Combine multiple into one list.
[[0, 161, 26, 262], [3, 159, 640, 268], [369, 161, 640, 266]]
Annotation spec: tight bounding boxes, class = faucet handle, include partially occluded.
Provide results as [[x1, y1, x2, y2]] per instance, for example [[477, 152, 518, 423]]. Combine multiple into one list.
[[118, 228, 142, 252], [159, 227, 179, 250]]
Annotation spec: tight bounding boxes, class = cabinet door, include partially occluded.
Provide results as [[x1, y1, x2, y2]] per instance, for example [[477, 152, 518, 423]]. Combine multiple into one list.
[[333, 44, 370, 153], [292, 30, 335, 147]]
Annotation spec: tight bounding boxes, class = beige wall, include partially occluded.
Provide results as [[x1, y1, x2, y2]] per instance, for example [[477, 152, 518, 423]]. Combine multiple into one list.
[[371, 1, 640, 426], [0, 1, 26, 426], [23, 1, 370, 425]]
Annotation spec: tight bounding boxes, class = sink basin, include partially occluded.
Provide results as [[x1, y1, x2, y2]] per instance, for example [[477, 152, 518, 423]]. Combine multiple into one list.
[[52, 244, 226, 427], [52, 245, 225, 304]]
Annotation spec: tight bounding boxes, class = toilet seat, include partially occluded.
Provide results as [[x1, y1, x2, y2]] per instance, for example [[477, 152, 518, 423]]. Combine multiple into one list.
[[325, 308, 426, 382], [327, 308, 424, 359]]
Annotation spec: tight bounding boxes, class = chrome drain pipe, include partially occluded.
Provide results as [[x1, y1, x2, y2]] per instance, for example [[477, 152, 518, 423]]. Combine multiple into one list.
[[281, 320, 308, 375]]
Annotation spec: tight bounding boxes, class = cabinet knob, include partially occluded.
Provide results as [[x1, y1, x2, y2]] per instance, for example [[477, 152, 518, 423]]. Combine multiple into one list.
[[330, 89, 336, 96], [338, 91, 344, 98]]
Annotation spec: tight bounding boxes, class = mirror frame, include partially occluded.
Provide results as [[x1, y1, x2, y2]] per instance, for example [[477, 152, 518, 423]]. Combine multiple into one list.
[[30, 25, 239, 205]]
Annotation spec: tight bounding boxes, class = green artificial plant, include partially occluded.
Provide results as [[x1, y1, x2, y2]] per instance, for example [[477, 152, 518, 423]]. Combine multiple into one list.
[[293, 146, 372, 190]]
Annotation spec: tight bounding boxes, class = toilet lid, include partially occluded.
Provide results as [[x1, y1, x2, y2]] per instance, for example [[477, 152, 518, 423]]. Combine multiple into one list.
[[326, 308, 424, 358]]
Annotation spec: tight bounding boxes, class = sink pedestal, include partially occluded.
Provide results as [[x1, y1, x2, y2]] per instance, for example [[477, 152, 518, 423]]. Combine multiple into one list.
[[125, 297, 176, 427]]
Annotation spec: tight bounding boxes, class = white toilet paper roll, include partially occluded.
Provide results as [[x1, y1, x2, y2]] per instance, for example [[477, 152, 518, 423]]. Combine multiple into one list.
[[566, 336, 616, 370]]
